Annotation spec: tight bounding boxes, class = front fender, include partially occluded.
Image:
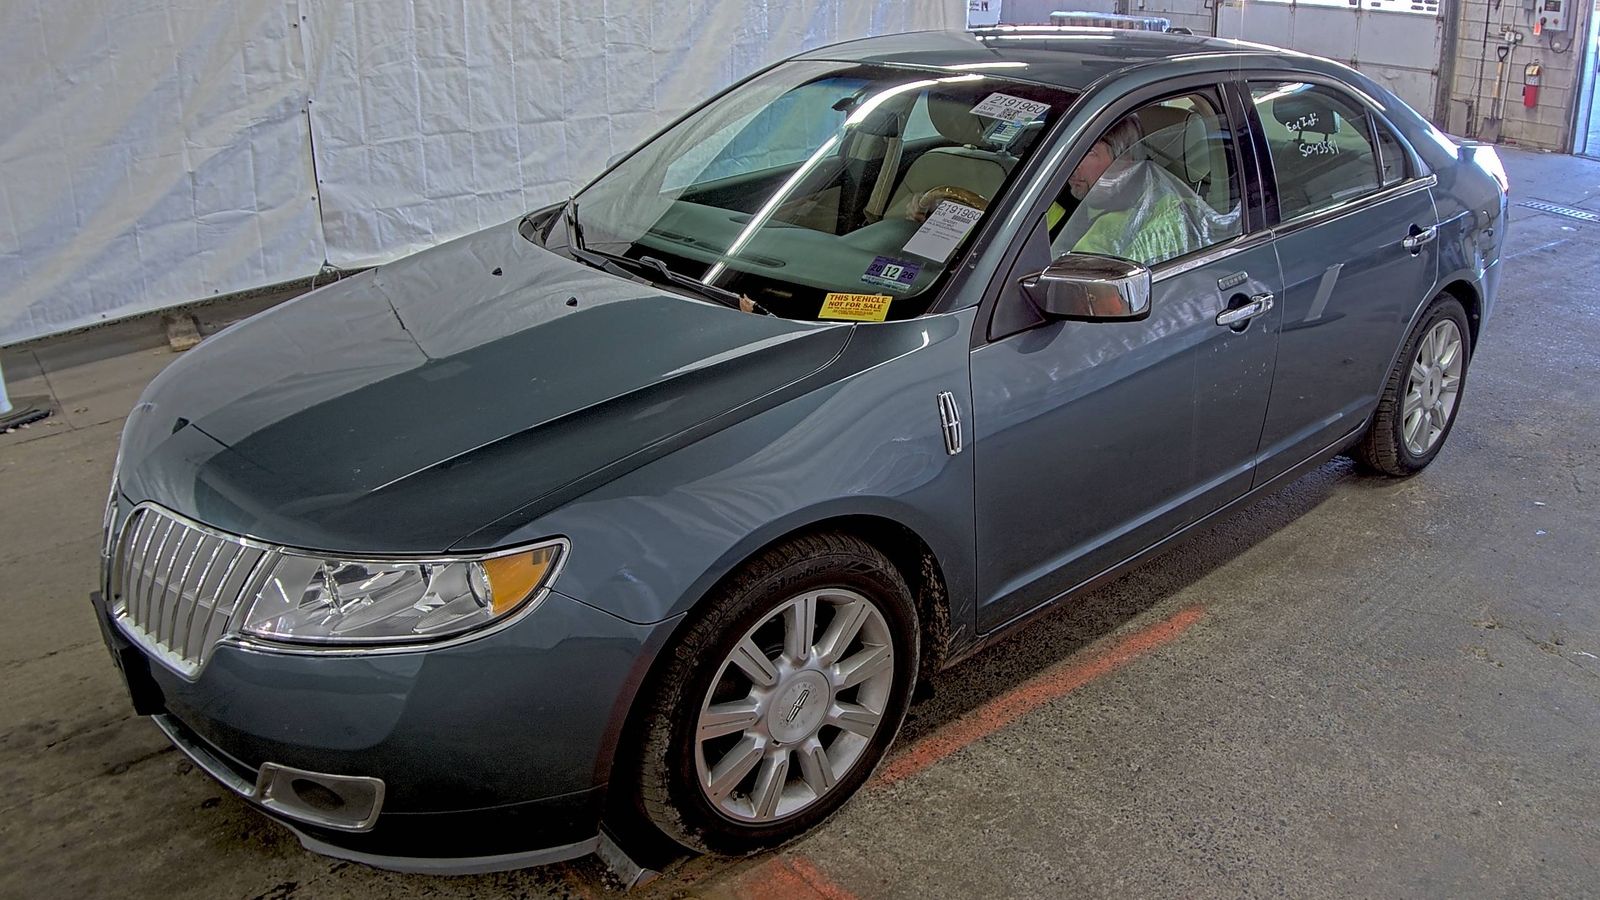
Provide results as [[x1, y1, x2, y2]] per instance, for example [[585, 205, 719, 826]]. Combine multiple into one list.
[[491, 308, 979, 790], [503, 308, 979, 633]]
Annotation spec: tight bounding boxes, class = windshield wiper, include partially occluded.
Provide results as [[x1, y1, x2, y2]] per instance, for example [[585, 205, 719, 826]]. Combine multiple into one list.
[[564, 197, 588, 252], [561, 200, 653, 282], [635, 256, 745, 311], [561, 202, 749, 312]]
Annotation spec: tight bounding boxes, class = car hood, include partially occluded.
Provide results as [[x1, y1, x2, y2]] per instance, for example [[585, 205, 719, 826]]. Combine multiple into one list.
[[118, 219, 851, 553]]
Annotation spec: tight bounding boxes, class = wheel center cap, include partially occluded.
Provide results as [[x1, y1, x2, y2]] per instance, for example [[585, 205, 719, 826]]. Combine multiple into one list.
[[769, 670, 830, 744]]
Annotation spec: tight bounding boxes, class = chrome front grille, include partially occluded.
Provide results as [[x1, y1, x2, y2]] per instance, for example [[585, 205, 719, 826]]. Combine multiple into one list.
[[110, 505, 277, 677]]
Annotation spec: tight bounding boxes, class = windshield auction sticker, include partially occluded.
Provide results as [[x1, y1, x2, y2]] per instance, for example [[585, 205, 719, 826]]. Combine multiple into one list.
[[903, 201, 982, 263], [970, 92, 1051, 123], [819, 292, 894, 322], [861, 256, 922, 293]]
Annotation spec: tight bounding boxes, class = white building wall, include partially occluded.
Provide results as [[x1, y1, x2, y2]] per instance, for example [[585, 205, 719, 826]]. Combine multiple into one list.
[[1447, 0, 1591, 150]]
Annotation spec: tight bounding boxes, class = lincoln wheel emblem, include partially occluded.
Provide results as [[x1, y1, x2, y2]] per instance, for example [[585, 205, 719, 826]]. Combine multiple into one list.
[[784, 687, 811, 725]]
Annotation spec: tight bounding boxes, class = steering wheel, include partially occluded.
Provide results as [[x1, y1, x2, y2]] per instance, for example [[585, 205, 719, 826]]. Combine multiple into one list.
[[908, 185, 988, 220]]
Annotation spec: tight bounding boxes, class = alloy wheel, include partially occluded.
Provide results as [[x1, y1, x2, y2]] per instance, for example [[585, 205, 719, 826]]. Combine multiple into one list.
[[694, 588, 895, 823], [1402, 318, 1464, 456]]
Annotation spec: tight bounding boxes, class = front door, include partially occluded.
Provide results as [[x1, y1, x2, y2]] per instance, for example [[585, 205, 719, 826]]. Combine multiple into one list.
[[968, 85, 1284, 631]]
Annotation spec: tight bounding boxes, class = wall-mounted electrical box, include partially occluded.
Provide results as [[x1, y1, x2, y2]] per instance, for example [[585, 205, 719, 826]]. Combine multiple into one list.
[[1536, 0, 1569, 31]]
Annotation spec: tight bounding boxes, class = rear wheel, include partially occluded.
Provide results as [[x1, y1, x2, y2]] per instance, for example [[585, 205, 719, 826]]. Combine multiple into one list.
[[631, 533, 918, 855], [1357, 295, 1471, 476]]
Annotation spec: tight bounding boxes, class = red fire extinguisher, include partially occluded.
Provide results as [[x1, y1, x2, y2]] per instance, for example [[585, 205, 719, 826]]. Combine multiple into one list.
[[1523, 62, 1541, 109]]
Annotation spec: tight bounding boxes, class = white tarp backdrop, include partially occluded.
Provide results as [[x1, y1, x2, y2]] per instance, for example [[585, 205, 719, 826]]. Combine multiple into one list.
[[1, 0, 958, 345], [1, 0, 324, 346]]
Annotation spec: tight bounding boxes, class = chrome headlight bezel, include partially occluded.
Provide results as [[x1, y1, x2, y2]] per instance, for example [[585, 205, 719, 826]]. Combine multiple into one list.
[[236, 537, 570, 650]]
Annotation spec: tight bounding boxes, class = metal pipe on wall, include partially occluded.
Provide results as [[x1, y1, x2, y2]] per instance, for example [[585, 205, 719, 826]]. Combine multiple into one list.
[[1436, 0, 1463, 128]]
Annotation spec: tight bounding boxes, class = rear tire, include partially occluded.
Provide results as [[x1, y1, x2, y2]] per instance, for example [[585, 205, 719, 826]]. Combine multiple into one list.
[[630, 533, 918, 856], [1357, 294, 1471, 476]]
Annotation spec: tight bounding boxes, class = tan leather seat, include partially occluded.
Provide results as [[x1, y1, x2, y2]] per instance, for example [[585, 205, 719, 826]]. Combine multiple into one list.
[[1135, 105, 1231, 213], [885, 95, 1012, 214]]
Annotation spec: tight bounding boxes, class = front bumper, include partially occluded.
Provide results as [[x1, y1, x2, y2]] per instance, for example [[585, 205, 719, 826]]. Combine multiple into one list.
[[91, 587, 665, 869]]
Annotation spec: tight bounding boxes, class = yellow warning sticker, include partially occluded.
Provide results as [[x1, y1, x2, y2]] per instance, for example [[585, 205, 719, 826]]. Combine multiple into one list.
[[818, 292, 893, 322]]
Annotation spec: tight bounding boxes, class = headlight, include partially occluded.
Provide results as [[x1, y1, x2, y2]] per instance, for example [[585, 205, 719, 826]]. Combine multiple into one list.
[[240, 540, 564, 645]]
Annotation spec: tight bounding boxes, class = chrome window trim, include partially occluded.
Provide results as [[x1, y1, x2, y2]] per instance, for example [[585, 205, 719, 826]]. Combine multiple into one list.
[[1150, 229, 1277, 284], [1267, 174, 1438, 241], [110, 501, 571, 668], [1148, 172, 1435, 284]]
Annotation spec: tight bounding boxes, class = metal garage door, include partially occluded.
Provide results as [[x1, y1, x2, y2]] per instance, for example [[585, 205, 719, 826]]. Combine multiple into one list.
[[1215, 0, 1444, 120]]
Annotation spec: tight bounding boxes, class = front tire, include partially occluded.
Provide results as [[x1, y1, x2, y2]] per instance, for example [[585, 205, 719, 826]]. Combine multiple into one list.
[[632, 533, 918, 855], [1357, 294, 1472, 476]]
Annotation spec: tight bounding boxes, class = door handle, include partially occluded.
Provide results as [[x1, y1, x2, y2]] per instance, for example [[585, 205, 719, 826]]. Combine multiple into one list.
[[1402, 225, 1438, 253], [1216, 292, 1274, 327]]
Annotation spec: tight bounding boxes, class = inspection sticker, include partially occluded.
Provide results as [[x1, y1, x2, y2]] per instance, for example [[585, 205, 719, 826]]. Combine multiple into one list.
[[819, 292, 894, 322], [902, 200, 982, 263], [985, 120, 1024, 145], [970, 92, 1051, 123], [861, 256, 922, 293]]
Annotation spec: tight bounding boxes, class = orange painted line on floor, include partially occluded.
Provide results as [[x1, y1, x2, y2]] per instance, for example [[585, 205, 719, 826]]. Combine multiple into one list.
[[729, 605, 1204, 900], [734, 855, 859, 900], [872, 603, 1207, 787], [785, 856, 856, 900]]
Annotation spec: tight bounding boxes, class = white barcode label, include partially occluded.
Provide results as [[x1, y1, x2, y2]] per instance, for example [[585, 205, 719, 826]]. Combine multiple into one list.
[[970, 92, 1051, 123]]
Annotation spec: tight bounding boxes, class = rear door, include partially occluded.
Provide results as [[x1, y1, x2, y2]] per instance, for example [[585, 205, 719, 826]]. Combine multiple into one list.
[[1239, 78, 1440, 482], [968, 81, 1284, 631]]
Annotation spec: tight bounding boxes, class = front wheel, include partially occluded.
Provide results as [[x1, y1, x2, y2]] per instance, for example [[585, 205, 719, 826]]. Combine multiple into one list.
[[631, 533, 918, 855], [1357, 294, 1472, 476]]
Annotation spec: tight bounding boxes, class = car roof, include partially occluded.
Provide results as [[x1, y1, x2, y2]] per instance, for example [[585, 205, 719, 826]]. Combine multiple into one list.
[[795, 28, 1323, 93]]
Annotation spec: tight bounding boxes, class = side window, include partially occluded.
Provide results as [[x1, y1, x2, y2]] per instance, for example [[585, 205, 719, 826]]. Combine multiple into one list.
[[1250, 82, 1382, 219], [1372, 116, 1411, 187], [1047, 89, 1244, 268]]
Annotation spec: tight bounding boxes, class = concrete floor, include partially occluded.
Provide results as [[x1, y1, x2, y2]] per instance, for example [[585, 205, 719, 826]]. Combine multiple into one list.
[[2, 147, 1597, 899]]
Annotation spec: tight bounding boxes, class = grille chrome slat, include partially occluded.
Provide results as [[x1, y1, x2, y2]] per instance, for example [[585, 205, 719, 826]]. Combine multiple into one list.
[[130, 515, 160, 628], [116, 513, 145, 616], [165, 533, 197, 649], [111, 506, 271, 678], [194, 543, 246, 659], [141, 519, 176, 632], [178, 540, 226, 661], [155, 528, 192, 650]]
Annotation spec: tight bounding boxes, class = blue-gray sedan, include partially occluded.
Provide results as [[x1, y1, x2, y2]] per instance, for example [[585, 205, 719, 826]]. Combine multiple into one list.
[[93, 28, 1507, 873]]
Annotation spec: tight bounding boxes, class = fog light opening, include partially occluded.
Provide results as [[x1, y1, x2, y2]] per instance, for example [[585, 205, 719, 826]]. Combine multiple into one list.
[[289, 777, 348, 813], [255, 763, 385, 831]]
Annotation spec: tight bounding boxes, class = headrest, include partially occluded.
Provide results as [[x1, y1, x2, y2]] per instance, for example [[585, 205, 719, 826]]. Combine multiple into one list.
[[926, 92, 988, 146], [1272, 93, 1339, 135], [1136, 106, 1209, 183]]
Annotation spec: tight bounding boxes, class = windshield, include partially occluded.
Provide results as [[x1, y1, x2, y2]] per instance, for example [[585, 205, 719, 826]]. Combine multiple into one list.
[[556, 61, 1075, 322]]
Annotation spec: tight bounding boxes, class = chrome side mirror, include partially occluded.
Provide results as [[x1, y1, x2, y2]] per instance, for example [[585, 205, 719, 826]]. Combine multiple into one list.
[[1019, 254, 1152, 322]]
